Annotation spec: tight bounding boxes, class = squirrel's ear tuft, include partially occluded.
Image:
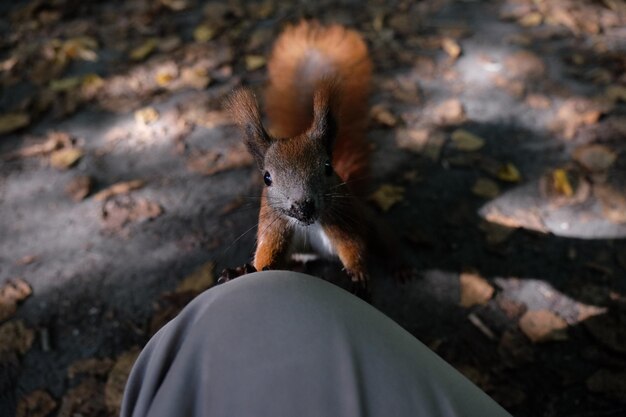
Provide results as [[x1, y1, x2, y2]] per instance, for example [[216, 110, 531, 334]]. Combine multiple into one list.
[[226, 88, 272, 169], [309, 80, 339, 155]]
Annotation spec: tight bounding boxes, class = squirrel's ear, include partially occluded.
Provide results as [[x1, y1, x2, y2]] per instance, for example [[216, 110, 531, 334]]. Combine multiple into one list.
[[309, 80, 339, 155], [226, 88, 272, 169]]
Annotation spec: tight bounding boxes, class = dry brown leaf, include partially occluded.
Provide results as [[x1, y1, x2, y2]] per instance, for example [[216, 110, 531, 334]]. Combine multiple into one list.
[[479, 221, 515, 245], [395, 128, 430, 153], [553, 99, 603, 139], [441, 37, 461, 58], [181, 67, 211, 90], [586, 369, 626, 400], [459, 272, 494, 307], [65, 176, 93, 202], [368, 184, 405, 212], [434, 99, 466, 125], [0, 320, 35, 355], [186, 145, 253, 175], [129, 38, 158, 61], [160, 0, 189, 11], [0, 112, 30, 135], [496, 162, 522, 182], [102, 196, 163, 232], [0, 278, 32, 322], [245, 55, 266, 71], [49, 148, 83, 169], [471, 178, 500, 199], [518, 11, 542, 27], [105, 348, 141, 413], [504, 50, 546, 79], [3, 131, 70, 160], [67, 357, 115, 379], [134, 107, 160, 125], [193, 24, 216, 42], [572, 144, 617, 172], [176, 261, 215, 293], [451, 129, 485, 151], [16, 390, 57, 417], [525, 94, 551, 109], [483, 206, 548, 233], [370, 104, 398, 127], [519, 310, 568, 343], [57, 378, 106, 417], [584, 312, 626, 353], [595, 184, 626, 224], [93, 180, 145, 201]]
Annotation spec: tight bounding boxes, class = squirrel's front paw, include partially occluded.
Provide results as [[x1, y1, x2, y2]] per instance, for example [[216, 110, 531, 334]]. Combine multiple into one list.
[[346, 269, 371, 301], [218, 263, 257, 284]]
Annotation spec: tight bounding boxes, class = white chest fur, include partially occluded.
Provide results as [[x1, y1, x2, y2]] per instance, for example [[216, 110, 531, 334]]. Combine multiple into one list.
[[292, 222, 338, 259]]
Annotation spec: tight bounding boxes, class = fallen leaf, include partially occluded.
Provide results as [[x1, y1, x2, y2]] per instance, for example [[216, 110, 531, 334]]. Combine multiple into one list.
[[518, 11, 542, 27], [497, 297, 527, 320], [93, 180, 145, 201], [460, 272, 494, 307], [368, 184, 405, 212], [370, 104, 398, 127], [16, 390, 57, 417], [605, 85, 626, 104], [49, 148, 83, 169], [67, 357, 115, 379], [519, 310, 568, 343], [245, 55, 266, 71], [423, 131, 446, 162], [595, 184, 626, 224], [441, 37, 461, 58], [65, 176, 93, 201], [586, 369, 626, 400], [16, 255, 38, 266], [176, 261, 215, 293], [105, 348, 141, 413], [483, 206, 548, 233], [496, 163, 522, 182], [129, 38, 158, 61], [0, 278, 32, 322], [155, 69, 176, 87], [451, 129, 485, 151], [396, 128, 430, 153], [553, 98, 603, 139], [0, 320, 35, 355], [525, 94, 551, 109], [504, 50, 546, 79], [479, 221, 515, 245], [181, 67, 211, 90], [134, 107, 160, 125], [434, 99, 466, 125], [471, 178, 500, 199], [572, 144, 617, 172], [186, 145, 253, 175], [49, 76, 82, 92], [0, 113, 30, 135], [539, 167, 590, 206], [3, 131, 70, 160], [160, 0, 189, 11], [101, 196, 163, 232], [57, 378, 106, 417], [193, 24, 216, 42], [584, 311, 626, 353]]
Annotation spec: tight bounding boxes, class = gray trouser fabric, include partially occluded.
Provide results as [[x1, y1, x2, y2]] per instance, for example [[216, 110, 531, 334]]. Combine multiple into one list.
[[121, 271, 512, 417]]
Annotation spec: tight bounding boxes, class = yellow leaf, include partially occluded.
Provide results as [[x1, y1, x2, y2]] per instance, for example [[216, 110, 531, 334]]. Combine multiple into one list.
[[451, 129, 485, 151], [134, 107, 160, 124], [245, 55, 266, 71], [50, 148, 83, 169], [176, 261, 215, 293], [193, 24, 215, 42], [369, 184, 405, 212], [0, 112, 30, 135], [441, 37, 461, 58], [518, 12, 542, 27], [129, 38, 158, 61], [497, 163, 522, 182], [50, 76, 82, 92], [471, 178, 500, 199], [155, 70, 175, 86], [552, 169, 573, 197]]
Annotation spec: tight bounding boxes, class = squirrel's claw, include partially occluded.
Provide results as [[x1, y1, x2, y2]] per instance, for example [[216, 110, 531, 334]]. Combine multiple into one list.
[[218, 263, 257, 285]]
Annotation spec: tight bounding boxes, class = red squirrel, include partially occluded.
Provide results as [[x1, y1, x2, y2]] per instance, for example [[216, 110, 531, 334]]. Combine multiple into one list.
[[227, 21, 376, 285]]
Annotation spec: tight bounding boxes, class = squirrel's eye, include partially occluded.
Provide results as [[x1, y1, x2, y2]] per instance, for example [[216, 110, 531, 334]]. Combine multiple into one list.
[[263, 171, 272, 186], [324, 160, 333, 176]]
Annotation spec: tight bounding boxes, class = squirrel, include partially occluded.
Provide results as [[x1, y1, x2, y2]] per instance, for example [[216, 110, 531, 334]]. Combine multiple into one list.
[[227, 21, 379, 286]]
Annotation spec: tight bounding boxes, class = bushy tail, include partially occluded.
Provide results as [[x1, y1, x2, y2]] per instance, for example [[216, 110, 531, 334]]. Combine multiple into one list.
[[265, 21, 372, 184]]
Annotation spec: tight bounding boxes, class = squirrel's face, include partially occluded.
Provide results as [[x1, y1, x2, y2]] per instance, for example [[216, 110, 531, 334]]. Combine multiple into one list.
[[262, 135, 338, 225], [228, 85, 339, 226]]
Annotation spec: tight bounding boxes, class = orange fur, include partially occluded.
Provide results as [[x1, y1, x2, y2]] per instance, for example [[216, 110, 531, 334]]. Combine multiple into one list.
[[265, 21, 372, 186]]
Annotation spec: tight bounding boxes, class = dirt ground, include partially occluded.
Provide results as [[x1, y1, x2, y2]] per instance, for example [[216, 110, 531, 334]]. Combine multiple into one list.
[[1, 0, 626, 416]]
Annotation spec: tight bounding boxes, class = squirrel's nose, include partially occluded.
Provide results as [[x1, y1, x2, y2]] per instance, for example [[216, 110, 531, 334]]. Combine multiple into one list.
[[291, 198, 316, 224]]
